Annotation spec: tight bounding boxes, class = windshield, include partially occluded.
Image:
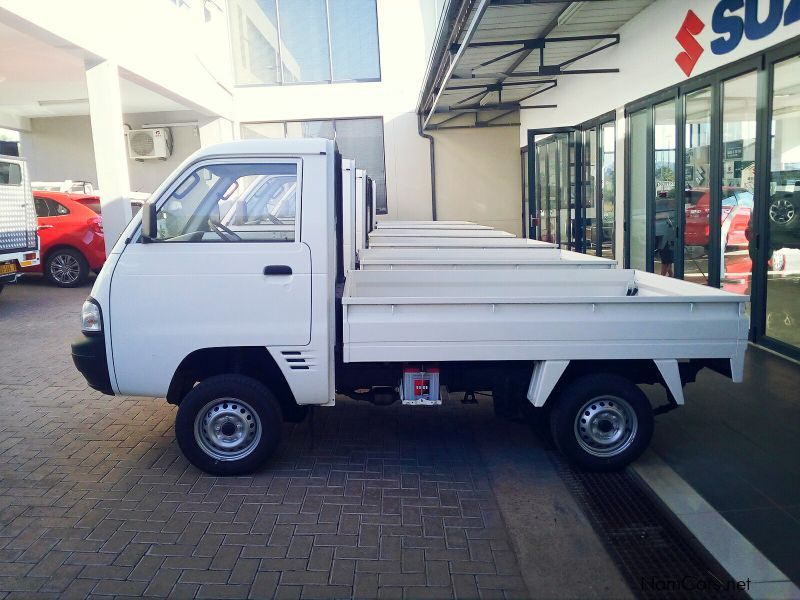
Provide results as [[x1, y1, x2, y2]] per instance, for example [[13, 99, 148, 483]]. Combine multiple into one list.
[[154, 162, 298, 242]]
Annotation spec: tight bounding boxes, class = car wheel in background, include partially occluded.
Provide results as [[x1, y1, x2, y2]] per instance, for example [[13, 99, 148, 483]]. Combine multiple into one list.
[[45, 248, 89, 288]]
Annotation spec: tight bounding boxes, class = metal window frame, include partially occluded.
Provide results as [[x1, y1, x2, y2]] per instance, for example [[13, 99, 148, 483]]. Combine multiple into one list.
[[227, 0, 382, 88]]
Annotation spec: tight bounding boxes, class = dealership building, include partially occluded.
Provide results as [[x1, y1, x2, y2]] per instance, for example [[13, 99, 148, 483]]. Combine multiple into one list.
[[0, 0, 798, 363]]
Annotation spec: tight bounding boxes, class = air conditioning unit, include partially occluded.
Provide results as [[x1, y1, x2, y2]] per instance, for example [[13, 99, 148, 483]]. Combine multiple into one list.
[[127, 128, 173, 160]]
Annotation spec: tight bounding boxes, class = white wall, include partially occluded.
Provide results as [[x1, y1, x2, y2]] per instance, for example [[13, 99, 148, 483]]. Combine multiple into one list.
[[433, 126, 523, 235], [20, 111, 202, 193], [520, 0, 800, 139]]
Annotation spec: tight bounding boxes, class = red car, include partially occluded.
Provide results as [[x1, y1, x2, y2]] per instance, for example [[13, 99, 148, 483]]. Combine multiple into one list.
[[684, 187, 753, 248], [23, 191, 105, 287]]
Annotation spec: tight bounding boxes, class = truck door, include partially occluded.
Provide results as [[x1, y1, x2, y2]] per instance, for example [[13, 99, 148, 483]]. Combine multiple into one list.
[[108, 159, 312, 396]]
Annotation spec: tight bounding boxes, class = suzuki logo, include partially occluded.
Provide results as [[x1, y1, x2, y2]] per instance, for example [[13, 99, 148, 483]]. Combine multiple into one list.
[[675, 10, 706, 76]]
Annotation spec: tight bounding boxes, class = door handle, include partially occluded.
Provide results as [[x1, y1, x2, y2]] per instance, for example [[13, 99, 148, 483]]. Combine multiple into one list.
[[263, 265, 292, 276], [37, 225, 53, 230]]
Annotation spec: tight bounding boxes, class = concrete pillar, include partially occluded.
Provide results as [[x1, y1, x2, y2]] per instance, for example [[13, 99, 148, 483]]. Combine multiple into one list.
[[85, 60, 131, 255]]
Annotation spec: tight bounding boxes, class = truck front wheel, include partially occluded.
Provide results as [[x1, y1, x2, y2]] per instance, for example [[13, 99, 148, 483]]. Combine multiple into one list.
[[550, 374, 653, 472], [175, 375, 282, 476]]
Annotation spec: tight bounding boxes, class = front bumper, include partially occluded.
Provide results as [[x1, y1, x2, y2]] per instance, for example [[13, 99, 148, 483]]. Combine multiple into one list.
[[71, 334, 114, 395]]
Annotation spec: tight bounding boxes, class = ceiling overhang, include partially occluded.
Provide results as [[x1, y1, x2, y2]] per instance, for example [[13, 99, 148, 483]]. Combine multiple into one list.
[[417, 0, 654, 131]]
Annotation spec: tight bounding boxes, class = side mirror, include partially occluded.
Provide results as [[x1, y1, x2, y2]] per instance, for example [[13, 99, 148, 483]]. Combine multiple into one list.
[[141, 201, 157, 243]]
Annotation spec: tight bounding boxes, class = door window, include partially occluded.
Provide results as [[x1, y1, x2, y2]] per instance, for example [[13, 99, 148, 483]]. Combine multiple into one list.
[[34, 197, 50, 217], [629, 109, 648, 270], [154, 163, 299, 243], [600, 122, 616, 259], [654, 100, 677, 277], [721, 71, 757, 295], [683, 88, 713, 284], [766, 55, 800, 348]]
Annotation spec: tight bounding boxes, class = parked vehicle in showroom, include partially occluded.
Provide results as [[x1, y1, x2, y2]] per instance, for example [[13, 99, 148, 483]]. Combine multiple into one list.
[[0, 155, 39, 293], [767, 175, 800, 251], [684, 186, 753, 248], [24, 191, 105, 287]]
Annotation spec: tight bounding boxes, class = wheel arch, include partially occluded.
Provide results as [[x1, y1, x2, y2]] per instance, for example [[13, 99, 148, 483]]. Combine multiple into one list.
[[44, 244, 87, 264], [166, 346, 297, 415], [527, 359, 672, 408]]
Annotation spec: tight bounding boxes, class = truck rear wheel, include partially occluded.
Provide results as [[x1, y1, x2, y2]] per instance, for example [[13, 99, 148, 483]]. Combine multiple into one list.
[[175, 375, 282, 476], [550, 374, 653, 472]]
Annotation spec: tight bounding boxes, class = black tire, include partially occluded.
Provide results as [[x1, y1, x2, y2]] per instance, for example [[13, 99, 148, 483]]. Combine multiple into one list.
[[175, 374, 282, 476], [44, 248, 89, 288], [549, 373, 653, 472]]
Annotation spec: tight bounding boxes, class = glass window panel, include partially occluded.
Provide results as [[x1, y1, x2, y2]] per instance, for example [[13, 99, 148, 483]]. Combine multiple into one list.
[[546, 142, 558, 244], [629, 110, 648, 270], [335, 118, 387, 214], [721, 71, 757, 296], [229, 0, 282, 85], [522, 150, 529, 238], [278, 0, 331, 83], [766, 55, 800, 348], [683, 88, 712, 285], [156, 163, 298, 243], [654, 100, 677, 277], [239, 118, 388, 214], [601, 122, 616, 259], [329, 0, 380, 81], [559, 135, 571, 250], [583, 129, 597, 254]]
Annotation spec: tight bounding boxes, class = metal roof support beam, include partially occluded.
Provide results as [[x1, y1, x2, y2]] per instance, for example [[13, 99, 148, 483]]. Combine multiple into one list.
[[445, 79, 557, 92], [480, 109, 519, 125], [451, 67, 618, 80], [436, 103, 557, 115], [467, 33, 619, 49], [558, 35, 620, 68], [422, 0, 491, 131]]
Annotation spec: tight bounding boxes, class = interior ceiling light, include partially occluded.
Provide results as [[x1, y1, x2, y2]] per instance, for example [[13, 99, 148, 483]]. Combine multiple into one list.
[[37, 98, 89, 106], [558, 2, 586, 26]]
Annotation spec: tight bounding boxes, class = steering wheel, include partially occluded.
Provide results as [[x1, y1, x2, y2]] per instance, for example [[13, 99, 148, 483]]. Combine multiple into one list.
[[207, 219, 242, 242]]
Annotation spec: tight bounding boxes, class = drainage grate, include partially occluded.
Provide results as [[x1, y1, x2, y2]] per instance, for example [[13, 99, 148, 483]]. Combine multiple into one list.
[[551, 453, 749, 600]]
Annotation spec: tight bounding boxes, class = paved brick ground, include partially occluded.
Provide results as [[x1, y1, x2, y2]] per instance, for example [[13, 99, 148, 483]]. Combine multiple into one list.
[[0, 278, 531, 599]]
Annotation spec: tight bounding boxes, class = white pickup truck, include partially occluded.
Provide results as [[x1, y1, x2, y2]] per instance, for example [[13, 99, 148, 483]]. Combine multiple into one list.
[[0, 155, 40, 291], [71, 139, 749, 475]]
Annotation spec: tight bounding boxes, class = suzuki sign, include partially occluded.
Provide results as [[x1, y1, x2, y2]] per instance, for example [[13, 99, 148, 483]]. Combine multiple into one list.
[[676, 0, 800, 76]]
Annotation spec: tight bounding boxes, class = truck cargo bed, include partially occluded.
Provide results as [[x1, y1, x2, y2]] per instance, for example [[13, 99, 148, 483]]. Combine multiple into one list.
[[369, 228, 514, 238], [342, 269, 749, 369], [368, 237, 554, 248], [359, 247, 616, 270]]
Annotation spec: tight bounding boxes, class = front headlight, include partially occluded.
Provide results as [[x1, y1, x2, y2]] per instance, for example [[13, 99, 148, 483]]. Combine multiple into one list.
[[81, 298, 102, 334]]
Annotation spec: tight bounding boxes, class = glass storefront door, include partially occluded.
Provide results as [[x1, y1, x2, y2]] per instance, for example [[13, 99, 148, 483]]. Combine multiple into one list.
[[765, 55, 800, 349], [600, 122, 616, 259], [629, 109, 648, 270], [583, 129, 597, 253], [654, 100, 678, 277], [720, 72, 757, 296], [683, 88, 713, 285]]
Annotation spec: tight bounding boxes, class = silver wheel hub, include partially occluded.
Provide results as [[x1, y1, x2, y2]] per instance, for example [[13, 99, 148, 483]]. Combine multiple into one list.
[[194, 398, 261, 461], [51, 254, 80, 284], [770, 199, 795, 224], [574, 395, 638, 458]]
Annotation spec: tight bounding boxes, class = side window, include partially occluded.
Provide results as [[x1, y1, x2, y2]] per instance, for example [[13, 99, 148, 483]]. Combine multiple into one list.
[[0, 161, 22, 186], [155, 163, 298, 242], [46, 199, 70, 216], [34, 197, 51, 217]]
